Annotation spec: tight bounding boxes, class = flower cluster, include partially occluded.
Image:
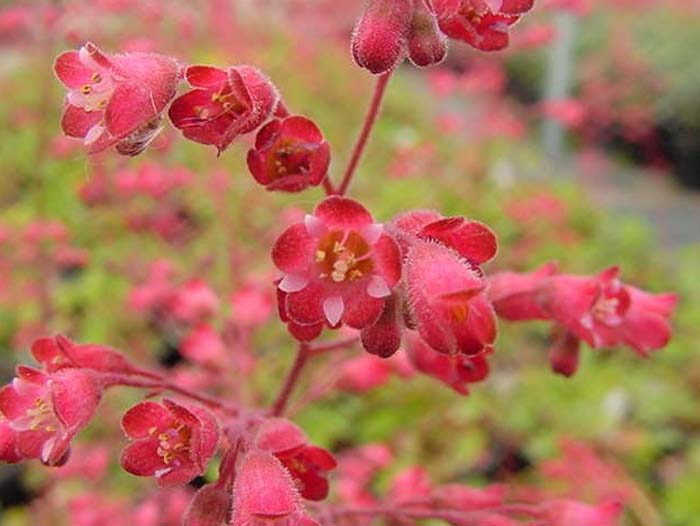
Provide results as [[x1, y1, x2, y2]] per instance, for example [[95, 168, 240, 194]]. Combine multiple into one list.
[[352, 0, 537, 75], [1, 1, 679, 523]]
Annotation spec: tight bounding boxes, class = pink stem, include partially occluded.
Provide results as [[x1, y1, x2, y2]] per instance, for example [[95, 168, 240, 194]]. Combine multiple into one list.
[[102, 373, 238, 415], [336, 72, 392, 196], [271, 343, 310, 416], [309, 335, 359, 356]]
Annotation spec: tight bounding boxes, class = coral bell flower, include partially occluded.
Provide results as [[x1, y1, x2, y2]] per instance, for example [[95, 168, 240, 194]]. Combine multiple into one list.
[[406, 332, 490, 394], [0, 366, 101, 466], [255, 418, 337, 501], [120, 399, 219, 487], [272, 197, 402, 334], [405, 242, 496, 355], [168, 65, 279, 153], [433, 0, 535, 51], [231, 451, 318, 526], [540, 267, 677, 355], [54, 42, 181, 156], [247, 115, 331, 192]]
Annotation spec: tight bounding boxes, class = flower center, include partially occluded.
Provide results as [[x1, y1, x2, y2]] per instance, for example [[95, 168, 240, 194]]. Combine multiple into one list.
[[150, 424, 191, 466], [269, 139, 315, 179], [315, 230, 373, 283], [75, 71, 113, 112], [27, 397, 58, 432]]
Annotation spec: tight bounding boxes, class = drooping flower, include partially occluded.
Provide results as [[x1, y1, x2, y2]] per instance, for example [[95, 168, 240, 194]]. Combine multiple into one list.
[[54, 41, 181, 156], [352, 0, 450, 74], [120, 399, 219, 486], [272, 196, 402, 337], [168, 65, 279, 153], [539, 267, 677, 356], [0, 366, 102, 465], [255, 418, 337, 501], [404, 239, 497, 356], [433, 0, 535, 51], [247, 115, 331, 192], [231, 451, 318, 526], [405, 331, 491, 394], [489, 264, 677, 375]]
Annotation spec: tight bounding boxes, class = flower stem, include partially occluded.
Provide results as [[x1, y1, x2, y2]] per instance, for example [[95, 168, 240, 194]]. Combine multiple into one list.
[[336, 72, 392, 196], [102, 373, 238, 415], [271, 343, 310, 416]]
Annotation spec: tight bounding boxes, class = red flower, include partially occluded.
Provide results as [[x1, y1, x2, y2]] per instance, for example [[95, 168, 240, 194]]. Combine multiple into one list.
[[255, 418, 337, 501], [406, 332, 491, 394], [401, 229, 497, 356], [168, 65, 279, 153], [231, 451, 318, 526], [352, 0, 448, 74], [272, 196, 402, 336], [433, 0, 535, 51], [120, 399, 219, 486], [247, 115, 331, 192], [54, 42, 181, 156], [0, 366, 101, 465]]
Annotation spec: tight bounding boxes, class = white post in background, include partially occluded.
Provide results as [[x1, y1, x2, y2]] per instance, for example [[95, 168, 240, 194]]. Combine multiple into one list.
[[542, 11, 577, 162]]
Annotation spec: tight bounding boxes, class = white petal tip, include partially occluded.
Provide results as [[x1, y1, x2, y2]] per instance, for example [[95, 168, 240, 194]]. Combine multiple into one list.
[[323, 296, 345, 326]]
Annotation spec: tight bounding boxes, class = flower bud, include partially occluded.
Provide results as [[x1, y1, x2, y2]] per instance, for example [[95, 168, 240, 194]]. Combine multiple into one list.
[[352, 0, 414, 74], [407, 0, 448, 67]]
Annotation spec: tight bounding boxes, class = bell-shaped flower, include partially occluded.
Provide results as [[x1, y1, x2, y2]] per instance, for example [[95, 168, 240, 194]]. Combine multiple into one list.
[[168, 65, 279, 153], [54, 41, 181, 156], [120, 398, 219, 486], [0, 366, 101, 465]]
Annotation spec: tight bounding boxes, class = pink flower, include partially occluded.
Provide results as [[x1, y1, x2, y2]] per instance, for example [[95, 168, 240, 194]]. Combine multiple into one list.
[[540, 267, 677, 355], [490, 264, 677, 375], [31, 334, 142, 376], [231, 451, 318, 526], [0, 417, 22, 463], [247, 115, 331, 192], [406, 332, 491, 394], [544, 499, 623, 526], [230, 282, 274, 328], [433, 0, 535, 51], [255, 418, 337, 501], [488, 262, 558, 321], [0, 366, 102, 465], [54, 42, 181, 156], [273, 196, 402, 336], [180, 325, 227, 367], [168, 65, 279, 153], [120, 399, 219, 486], [168, 279, 220, 324]]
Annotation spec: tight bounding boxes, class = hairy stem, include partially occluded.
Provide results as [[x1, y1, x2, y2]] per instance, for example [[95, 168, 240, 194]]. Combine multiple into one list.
[[336, 72, 392, 196]]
